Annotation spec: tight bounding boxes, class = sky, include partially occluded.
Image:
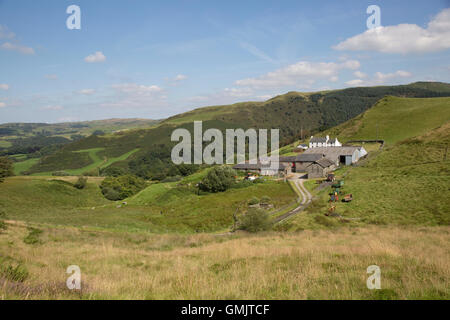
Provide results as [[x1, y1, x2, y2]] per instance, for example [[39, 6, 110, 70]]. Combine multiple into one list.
[[0, 0, 449, 123]]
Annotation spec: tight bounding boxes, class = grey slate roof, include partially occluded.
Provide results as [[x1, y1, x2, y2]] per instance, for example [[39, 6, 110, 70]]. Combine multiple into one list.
[[303, 146, 359, 163], [296, 153, 324, 162], [315, 158, 336, 168], [310, 137, 327, 143]]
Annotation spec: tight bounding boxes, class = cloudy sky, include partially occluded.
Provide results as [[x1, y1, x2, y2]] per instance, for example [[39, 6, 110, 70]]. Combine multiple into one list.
[[0, 0, 449, 123]]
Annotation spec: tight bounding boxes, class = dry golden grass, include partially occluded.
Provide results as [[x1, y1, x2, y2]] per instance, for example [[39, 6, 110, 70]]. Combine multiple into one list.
[[0, 222, 448, 300]]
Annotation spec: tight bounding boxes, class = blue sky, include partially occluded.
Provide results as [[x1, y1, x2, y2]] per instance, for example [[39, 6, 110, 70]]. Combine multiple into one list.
[[0, 0, 449, 123]]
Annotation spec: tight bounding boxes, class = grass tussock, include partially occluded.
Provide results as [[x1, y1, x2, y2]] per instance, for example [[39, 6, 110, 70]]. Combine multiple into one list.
[[0, 223, 448, 300]]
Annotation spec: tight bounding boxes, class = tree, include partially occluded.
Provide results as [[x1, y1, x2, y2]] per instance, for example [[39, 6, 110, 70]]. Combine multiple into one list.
[[0, 157, 13, 183], [100, 174, 146, 201], [198, 166, 236, 193], [238, 208, 272, 233], [74, 176, 88, 189]]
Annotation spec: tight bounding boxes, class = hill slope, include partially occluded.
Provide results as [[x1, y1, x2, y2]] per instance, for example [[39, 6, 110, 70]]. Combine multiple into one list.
[[23, 82, 450, 177], [283, 97, 450, 230], [325, 96, 450, 144]]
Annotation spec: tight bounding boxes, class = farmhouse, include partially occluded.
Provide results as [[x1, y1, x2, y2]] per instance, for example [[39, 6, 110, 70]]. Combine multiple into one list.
[[309, 135, 342, 148]]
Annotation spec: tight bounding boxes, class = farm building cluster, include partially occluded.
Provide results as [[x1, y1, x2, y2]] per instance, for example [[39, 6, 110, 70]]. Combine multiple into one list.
[[233, 135, 367, 179]]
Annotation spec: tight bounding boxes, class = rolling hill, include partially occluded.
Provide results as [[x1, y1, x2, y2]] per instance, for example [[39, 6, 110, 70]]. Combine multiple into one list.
[[281, 96, 450, 231], [20, 82, 450, 178]]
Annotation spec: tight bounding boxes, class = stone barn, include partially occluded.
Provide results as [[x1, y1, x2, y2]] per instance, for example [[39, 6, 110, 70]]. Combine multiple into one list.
[[306, 158, 336, 179]]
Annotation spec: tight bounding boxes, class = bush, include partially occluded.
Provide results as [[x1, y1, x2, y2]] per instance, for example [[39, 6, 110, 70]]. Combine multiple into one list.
[[198, 166, 236, 193], [83, 168, 99, 177], [314, 215, 338, 227], [100, 174, 146, 201], [74, 176, 88, 189], [238, 208, 272, 232], [0, 264, 29, 282], [248, 197, 260, 205], [0, 156, 13, 182], [23, 227, 43, 245], [52, 171, 70, 176], [162, 175, 182, 183], [100, 167, 126, 177], [260, 196, 271, 205]]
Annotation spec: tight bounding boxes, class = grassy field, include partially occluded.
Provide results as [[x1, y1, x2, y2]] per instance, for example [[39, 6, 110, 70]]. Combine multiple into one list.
[[0, 176, 295, 233], [0, 223, 448, 299], [13, 158, 40, 175], [325, 96, 450, 144], [281, 119, 450, 231]]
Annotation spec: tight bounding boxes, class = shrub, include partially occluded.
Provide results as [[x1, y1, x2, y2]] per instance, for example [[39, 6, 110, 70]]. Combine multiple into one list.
[[74, 176, 88, 189], [100, 167, 126, 177], [83, 168, 99, 177], [162, 175, 182, 183], [102, 187, 121, 201], [0, 156, 13, 182], [0, 264, 29, 282], [248, 197, 260, 205], [0, 220, 6, 230], [52, 171, 70, 176], [100, 174, 146, 201], [238, 208, 272, 233], [314, 215, 338, 227], [260, 196, 271, 205], [23, 227, 43, 245], [198, 166, 236, 193]]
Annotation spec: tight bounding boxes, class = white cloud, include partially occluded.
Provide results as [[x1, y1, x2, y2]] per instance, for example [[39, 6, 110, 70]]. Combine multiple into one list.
[[239, 42, 275, 63], [78, 89, 96, 95], [330, 76, 339, 82], [174, 74, 187, 81], [345, 70, 413, 87], [111, 83, 163, 94], [1, 42, 35, 55], [353, 71, 367, 78], [0, 102, 6, 108], [235, 59, 360, 90], [375, 70, 412, 81], [45, 74, 58, 80], [345, 79, 365, 86], [0, 25, 15, 39], [334, 8, 450, 54], [84, 51, 106, 63], [256, 94, 275, 101], [100, 83, 167, 108], [0, 84, 9, 90], [42, 105, 63, 110]]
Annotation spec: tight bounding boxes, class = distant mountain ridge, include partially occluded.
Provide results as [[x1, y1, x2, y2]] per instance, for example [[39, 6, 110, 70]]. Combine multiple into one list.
[[10, 81, 450, 178]]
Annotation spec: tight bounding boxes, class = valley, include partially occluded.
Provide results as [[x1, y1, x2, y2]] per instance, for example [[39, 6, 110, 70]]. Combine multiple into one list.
[[0, 82, 449, 300]]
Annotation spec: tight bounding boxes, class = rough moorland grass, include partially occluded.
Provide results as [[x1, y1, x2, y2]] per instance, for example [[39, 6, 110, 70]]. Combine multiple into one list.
[[0, 223, 448, 299], [0, 176, 295, 233], [325, 96, 450, 145], [284, 122, 450, 231]]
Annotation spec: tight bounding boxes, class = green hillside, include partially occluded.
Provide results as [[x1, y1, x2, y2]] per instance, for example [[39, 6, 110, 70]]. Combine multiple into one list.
[[0, 175, 295, 233], [282, 97, 450, 231], [23, 82, 450, 177], [325, 96, 450, 144]]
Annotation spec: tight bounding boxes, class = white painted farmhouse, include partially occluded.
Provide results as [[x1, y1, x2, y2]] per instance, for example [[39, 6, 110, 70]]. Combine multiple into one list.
[[309, 135, 342, 148]]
